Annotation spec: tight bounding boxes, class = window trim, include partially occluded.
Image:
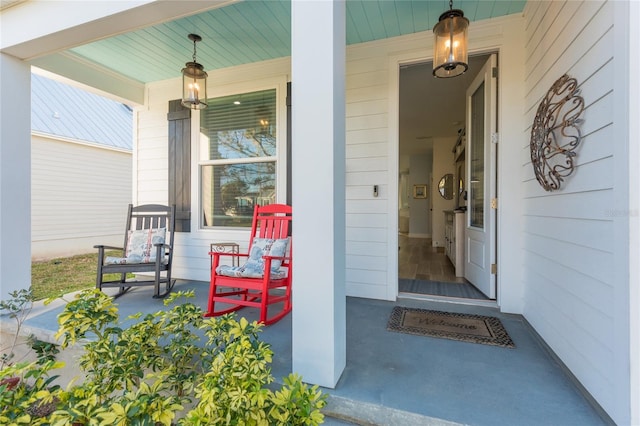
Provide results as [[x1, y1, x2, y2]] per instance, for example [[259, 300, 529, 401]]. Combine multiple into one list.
[[192, 77, 288, 231]]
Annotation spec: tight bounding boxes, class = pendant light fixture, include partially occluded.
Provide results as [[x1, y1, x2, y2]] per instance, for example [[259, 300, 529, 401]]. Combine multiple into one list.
[[181, 33, 208, 109], [432, 0, 469, 78]]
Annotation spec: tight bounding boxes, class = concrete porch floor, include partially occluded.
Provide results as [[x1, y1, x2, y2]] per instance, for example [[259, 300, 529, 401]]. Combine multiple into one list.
[[13, 280, 610, 426]]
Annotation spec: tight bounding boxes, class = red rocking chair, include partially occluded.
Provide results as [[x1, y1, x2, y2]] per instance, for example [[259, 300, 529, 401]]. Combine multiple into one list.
[[204, 204, 292, 325]]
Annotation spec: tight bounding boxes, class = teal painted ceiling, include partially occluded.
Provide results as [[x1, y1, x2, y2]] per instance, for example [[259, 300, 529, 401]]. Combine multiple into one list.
[[67, 0, 525, 84]]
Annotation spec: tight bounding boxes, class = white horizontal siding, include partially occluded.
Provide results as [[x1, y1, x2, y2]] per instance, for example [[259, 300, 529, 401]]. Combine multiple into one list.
[[344, 40, 397, 297], [136, 15, 530, 304], [521, 0, 625, 422], [138, 59, 291, 281], [31, 135, 132, 259], [135, 105, 170, 206], [136, 39, 402, 298], [524, 216, 614, 252]]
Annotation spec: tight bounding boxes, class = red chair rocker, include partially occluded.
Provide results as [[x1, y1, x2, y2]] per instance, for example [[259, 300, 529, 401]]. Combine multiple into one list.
[[204, 204, 292, 325]]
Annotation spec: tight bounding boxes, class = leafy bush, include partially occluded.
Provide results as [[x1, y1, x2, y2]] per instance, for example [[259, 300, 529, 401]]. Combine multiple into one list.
[[0, 360, 63, 425], [0, 288, 60, 369], [1, 289, 326, 425]]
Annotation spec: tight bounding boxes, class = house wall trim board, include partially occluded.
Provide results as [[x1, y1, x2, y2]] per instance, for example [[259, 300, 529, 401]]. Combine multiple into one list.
[[625, 1, 640, 422], [614, 1, 640, 424]]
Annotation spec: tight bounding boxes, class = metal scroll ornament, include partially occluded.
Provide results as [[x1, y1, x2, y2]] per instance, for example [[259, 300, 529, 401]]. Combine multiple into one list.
[[530, 74, 584, 191]]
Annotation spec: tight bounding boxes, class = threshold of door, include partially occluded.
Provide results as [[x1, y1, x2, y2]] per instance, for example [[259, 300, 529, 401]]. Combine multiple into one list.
[[398, 291, 498, 309]]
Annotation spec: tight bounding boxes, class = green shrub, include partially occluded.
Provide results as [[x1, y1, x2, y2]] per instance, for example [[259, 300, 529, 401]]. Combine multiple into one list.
[[0, 288, 60, 369], [0, 360, 63, 425], [1, 289, 326, 425]]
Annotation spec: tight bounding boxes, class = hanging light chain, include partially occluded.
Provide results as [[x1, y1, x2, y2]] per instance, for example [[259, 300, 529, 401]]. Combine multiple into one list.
[[192, 39, 198, 63], [187, 33, 203, 65]]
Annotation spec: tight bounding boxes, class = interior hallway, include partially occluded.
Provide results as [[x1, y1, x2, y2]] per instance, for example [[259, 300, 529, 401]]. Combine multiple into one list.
[[398, 234, 468, 283]]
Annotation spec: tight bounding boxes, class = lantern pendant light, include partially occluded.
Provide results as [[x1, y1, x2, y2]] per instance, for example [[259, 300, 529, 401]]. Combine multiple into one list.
[[432, 0, 469, 78], [181, 33, 208, 109]]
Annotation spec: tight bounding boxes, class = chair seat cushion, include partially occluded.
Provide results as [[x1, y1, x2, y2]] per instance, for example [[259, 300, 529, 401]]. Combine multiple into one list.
[[125, 228, 166, 263], [215, 237, 290, 279], [215, 265, 288, 279], [105, 256, 168, 265]]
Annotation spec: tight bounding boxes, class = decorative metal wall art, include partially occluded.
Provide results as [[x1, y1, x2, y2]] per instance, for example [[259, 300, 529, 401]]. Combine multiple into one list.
[[530, 74, 585, 191]]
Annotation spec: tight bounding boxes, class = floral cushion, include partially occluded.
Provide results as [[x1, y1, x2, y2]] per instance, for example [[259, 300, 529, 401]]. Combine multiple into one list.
[[105, 228, 166, 265], [216, 237, 290, 279]]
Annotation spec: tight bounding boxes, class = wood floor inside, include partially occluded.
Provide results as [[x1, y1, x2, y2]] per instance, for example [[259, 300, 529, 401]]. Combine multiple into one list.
[[398, 234, 469, 283], [398, 234, 493, 300]]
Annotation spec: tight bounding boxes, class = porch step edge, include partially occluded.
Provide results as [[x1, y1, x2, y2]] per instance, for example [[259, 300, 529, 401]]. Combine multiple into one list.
[[323, 394, 465, 426]]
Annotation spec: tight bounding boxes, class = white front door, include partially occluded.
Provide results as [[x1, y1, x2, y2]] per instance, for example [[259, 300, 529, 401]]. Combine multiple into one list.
[[464, 54, 497, 299]]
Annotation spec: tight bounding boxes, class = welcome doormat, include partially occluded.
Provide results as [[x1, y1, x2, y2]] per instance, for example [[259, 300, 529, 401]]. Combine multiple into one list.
[[387, 306, 515, 348]]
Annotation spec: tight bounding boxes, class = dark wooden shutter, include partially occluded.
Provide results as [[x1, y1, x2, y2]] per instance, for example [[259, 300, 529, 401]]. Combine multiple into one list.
[[167, 100, 191, 232]]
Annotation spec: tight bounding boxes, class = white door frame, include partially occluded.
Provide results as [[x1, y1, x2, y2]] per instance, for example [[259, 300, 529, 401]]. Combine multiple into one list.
[[387, 52, 430, 302], [387, 48, 503, 305]]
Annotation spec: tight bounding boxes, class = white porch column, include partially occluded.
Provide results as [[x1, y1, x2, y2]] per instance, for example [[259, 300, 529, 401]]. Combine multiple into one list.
[[291, 0, 346, 388], [0, 53, 31, 301]]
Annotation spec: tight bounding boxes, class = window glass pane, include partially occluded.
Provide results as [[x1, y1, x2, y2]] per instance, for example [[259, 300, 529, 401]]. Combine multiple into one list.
[[201, 162, 276, 227], [469, 81, 485, 228], [201, 89, 276, 160]]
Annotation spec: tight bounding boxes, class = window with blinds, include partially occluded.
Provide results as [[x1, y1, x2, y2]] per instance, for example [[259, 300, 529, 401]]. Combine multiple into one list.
[[200, 89, 277, 227]]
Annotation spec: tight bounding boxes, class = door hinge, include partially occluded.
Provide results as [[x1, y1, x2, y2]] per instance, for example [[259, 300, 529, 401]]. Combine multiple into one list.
[[491, 263, 497, 274], [491, 132, 499, 144], [491, 198, 497, 209], [492, 67, 498, 78]]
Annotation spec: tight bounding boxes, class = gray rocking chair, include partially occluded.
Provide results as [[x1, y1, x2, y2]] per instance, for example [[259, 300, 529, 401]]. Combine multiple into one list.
[[95, 204, 176, 298]]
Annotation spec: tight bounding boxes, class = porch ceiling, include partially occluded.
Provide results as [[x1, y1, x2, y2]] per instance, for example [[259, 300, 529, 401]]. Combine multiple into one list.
[[2, 0, 524, 144], [33, 0, 525, 85]]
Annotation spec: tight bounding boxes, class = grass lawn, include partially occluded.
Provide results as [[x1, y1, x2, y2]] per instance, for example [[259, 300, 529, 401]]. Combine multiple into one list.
[[31, 251, 124, 301]]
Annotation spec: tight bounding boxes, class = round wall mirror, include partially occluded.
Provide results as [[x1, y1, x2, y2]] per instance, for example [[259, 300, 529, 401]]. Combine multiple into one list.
[[438, 173, 454, 200]]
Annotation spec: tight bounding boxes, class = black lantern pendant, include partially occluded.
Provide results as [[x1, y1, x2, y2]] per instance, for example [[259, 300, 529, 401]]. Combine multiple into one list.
[[181, 34, 208, 109], [433, 0, 469, 78]]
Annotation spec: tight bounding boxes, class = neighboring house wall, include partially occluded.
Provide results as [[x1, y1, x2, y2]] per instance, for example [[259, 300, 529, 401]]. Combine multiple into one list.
[[31, 134, 132, 260], [30, 72, 133, 261], [521, 1, 628, 423]]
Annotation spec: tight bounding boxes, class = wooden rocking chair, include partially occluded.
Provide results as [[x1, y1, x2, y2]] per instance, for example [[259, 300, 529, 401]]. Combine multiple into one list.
[[204, 204, 292, 325], [95, 204, 176, 298]]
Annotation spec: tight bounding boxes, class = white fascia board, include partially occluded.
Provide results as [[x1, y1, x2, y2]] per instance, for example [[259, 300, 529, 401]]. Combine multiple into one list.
[[31, 54, 145, 106], [0, 0, 238, 60]]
